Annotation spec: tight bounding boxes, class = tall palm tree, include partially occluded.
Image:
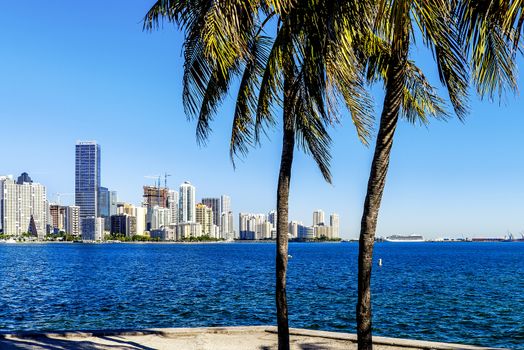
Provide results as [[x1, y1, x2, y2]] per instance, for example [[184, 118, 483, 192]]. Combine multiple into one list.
[[143, 1, 373, 349], [356, 0, 519, 349]]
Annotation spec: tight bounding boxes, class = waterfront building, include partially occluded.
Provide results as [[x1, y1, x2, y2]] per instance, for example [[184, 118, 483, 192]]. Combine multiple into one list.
[[81, 216, 104, 241], [109, 191, 118, 216], [98, 187, 112, 230], [65, 205, 80, 236], [117, 202, 135, 216], [288, 221, 301, 239], [196, 203, 214, 237], [133, 206, 147, 235], [314, 224, 333, 239], [177, 222, 202, 239], [268, 210, 277, 228], [220, 211, 234, 240], [49, 204, 66, 233], [110, 214, 137, 237], [257, 221, 272, 240], [202, 197, 221, 227], [149, 206, 171, 231], [239, 213, 266, 240], [143, 186, 169, 209], [150, 225, 176, 241], [313, 209, 325, 226], [298, 224, 315, 240], [179, 182, 195, 223], [330, 213, 340, 238], [0, 175, 48, 239], [75, 141, 101, 222], [168, 190, 179, 225]]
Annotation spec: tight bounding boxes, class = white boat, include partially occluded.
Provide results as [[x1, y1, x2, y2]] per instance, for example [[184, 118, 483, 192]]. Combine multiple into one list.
[[4, 238, 17, 244], [385, 234, 424, 242]]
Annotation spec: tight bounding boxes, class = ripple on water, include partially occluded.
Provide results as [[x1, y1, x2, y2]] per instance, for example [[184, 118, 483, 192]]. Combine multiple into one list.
[[0, 242, 522, 348]]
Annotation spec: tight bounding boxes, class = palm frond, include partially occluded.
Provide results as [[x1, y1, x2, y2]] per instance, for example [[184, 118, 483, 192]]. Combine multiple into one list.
[[401, 61, 449, 124]]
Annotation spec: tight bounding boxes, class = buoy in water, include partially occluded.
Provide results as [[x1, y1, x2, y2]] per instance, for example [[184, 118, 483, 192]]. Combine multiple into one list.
[[378, 258, 383, 266], [288, 255, 293, 259]]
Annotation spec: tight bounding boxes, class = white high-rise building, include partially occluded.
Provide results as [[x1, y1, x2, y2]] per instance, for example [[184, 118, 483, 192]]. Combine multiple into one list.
[[330, 213, 340, 238], [65, 205, 80, 236], [150, 206, 171, 230], [179, 182, 195, 223], [313, 209, 325, 226], [239, 213, 266, 240], [220, 211, 234, 240], [168, 190, 179, 225], [133, 206, 147, 235], [288, 221, 301, 239], [0, 175, 48, 239]]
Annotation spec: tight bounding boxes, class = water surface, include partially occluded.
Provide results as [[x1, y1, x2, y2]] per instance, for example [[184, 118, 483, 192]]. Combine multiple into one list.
[[0, 242, 522, 348]]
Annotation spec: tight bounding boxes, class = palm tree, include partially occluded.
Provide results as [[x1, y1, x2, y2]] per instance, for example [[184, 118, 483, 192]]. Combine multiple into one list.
[[143, 1, 373, 349], [356, 0, 519, 349]]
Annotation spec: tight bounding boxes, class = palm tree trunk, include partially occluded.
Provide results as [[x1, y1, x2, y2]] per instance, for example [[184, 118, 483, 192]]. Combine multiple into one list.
[[276, 76, 295, 350], [357, 55, 407, 350]]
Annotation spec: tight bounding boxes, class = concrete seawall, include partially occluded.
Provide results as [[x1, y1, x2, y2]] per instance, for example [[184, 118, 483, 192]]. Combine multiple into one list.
[[0, 326, 503, 349]]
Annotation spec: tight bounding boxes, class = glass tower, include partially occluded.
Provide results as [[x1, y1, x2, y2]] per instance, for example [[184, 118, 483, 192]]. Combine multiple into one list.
[[75, 141, 101, 221]]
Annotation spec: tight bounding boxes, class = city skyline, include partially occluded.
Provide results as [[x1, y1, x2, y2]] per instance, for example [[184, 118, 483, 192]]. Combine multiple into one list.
[[1, 2, 523, 239]]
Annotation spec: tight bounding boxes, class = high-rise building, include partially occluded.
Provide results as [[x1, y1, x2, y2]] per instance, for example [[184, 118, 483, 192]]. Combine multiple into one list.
[[110, 214, 137, 237], [330, 213, 340, 238], [150, 206, 171, 230], [65, 206, 80, 236], [98, 187, 111, 230], [0, 175, 48, 239], [202, 198, 221, 226], [221, 195, 231, 213], [196, 203, 214, 236], [220, 211, 234, 240], [75, 141, 101, 223], [288, 221, 301, 239], [49, 204, 66, 233], [109, 191, 118, 216], [168, 190, 179, 225], [143, 186, 169, 209], [268, 210, 277, 228], [179, 182, 195, 223], [81, 216, 104, 241], [313, 209, 325, 226], [133, 206, 146, 235], [239, 213, 266, 240]]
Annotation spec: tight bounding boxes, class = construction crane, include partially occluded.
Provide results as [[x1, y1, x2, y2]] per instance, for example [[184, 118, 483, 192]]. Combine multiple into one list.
[[164, 173, 171, 189], [54, 193, 74, 206]]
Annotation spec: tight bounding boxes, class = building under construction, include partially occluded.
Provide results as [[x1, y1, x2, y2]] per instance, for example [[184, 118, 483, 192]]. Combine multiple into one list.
[[143, 186, 169, 209]]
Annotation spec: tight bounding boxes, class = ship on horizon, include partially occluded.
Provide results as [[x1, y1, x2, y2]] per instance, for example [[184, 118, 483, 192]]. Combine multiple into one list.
[[385, 234, 425, 242]]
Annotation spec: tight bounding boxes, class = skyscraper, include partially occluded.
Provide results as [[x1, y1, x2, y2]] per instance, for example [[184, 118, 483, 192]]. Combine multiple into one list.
[[313, 209, 325, 226], [330, 213, 340, 238], [196, 203, 214, 237], [168, 190, 179, 225], [0, 174, 48, 239], [75, 141, 101, 222], [179, 181, 195, 223], [98, 186, 110, 230], [202, 198, 221, 226]]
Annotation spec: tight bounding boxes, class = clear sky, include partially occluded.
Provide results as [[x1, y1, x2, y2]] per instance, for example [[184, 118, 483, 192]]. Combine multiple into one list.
[[1, 1, 523, 239]]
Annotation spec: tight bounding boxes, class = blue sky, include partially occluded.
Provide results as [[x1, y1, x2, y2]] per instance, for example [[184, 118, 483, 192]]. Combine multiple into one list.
[[1, 1, 523, 239]]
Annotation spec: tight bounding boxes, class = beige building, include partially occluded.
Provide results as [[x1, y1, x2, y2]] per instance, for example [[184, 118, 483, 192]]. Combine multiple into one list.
[[196, 203, 214, 237]]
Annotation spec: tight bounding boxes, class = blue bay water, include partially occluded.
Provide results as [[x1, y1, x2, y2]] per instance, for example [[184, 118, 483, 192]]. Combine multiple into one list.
[[0, 242, 522, 348]]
